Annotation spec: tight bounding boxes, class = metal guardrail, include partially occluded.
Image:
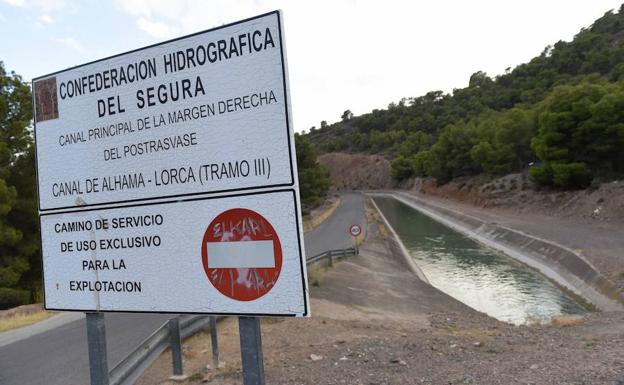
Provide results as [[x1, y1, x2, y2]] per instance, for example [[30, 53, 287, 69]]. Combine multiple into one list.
[[307, 248, 357, 265], [109, 247, 357, 385], [109, 315, 214, 385]]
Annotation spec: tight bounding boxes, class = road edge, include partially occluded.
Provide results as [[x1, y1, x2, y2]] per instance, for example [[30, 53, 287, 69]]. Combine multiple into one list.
[[303, 195, 342, 233], [0, 311, 84, 348]]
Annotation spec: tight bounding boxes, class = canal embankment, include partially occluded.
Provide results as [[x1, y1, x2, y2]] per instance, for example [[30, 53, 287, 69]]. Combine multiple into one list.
[[138, 194, 624, 385], [310, 198, 475, 318], [371, 191, 624, 312]]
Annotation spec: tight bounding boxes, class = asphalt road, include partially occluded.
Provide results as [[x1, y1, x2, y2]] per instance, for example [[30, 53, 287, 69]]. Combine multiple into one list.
[[0, 313, 171, 385], [0, 193, 367, 385], [304, 192, 367, 258]]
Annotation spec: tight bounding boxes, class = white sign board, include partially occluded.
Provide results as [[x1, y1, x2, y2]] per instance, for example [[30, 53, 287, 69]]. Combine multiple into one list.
[[33, 11, 295, 211], [40, 190, 307, 315], [34, 11, 309, 317]]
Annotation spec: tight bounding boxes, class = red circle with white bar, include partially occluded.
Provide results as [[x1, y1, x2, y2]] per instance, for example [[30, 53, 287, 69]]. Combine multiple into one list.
[[201, 208, 282, 301]]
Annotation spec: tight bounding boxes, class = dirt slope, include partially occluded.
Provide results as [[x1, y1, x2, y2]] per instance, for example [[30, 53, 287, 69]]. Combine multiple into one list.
[[318, 153, 392, 191], [318, 152, 624, 224], [407, 173, 624, 224], [136, 198, 624, 385]]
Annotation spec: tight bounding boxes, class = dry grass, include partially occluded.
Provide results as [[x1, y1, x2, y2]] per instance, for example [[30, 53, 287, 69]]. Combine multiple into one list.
[[303, 196, 342, 233], [377, 222, 389, 237], [366, 206, 389, 237], [551, 315, 585, 327], [308, 267, 327, 287], [0, 310, 54, 332]]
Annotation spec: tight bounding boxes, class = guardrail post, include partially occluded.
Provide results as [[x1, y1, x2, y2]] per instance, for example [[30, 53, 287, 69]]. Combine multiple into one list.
[[86, 312, 109, 385], [328, 252, 333, 267], [168, 317, 187, 380], [239, 317, 265, 385], [209, 316, 220, 369]]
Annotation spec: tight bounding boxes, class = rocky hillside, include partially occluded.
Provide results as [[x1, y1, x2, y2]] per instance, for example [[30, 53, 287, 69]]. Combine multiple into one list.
[[320, 152, 624, 224], [411, 174, 624, 223], [317, 153, 392, 191], [306, 7, 624, 192]]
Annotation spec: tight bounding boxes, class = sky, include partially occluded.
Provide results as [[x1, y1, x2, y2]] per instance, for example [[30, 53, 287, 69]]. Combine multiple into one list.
[[1, 0, 623, 132]]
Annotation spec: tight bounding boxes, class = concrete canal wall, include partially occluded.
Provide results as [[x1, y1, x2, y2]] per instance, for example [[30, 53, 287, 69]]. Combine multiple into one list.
[[369, 192, 624, 311]]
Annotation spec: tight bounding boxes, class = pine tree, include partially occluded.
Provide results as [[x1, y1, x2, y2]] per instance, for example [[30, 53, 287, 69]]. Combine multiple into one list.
[[0, 61, 39, 308]]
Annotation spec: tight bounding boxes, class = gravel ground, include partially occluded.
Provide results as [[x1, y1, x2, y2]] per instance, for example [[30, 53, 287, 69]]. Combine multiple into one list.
[[137, 206, 624, 385], [138, 302, 624, 385], [1, 178, 616, 384]]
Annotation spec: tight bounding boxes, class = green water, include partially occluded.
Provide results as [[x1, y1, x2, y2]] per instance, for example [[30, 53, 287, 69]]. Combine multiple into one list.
[[373, 196, 587, 325]]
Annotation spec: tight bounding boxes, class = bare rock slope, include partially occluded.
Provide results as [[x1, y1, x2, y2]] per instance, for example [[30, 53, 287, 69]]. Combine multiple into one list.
[[318, 152, 392, 191], [319, 152, 624, 224]]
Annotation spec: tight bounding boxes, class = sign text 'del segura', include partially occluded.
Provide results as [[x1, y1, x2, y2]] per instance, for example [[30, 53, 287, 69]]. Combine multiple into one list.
[[34, 12, 294, 211]]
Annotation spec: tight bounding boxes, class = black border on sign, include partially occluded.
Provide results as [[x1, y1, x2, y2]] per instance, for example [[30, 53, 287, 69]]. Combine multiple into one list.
[[41, 188, 309, 317], [33, 10, 296, 212]]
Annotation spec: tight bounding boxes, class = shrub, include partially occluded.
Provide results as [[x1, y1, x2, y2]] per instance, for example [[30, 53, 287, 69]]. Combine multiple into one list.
[[529, 164, 553, 185], [410, 150, 431, 177], [551, 162, 591, 189], [0, 287, 30, 310], [390, 156, 413, 180]]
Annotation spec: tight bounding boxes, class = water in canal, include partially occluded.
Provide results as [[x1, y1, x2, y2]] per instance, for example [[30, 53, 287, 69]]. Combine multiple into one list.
[[373, 196, 588, 325]]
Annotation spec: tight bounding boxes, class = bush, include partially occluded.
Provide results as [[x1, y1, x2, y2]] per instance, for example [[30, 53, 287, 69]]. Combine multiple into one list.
[[390, 156, 413, 180], [551, 162, 591, 189], [295, 134, 331, 214], [529, 164, 553, 185], [298, 166, 330, 214], [0, 287, 30, 310], [410, 150, 431, 177], [529, 162, 592, 189]]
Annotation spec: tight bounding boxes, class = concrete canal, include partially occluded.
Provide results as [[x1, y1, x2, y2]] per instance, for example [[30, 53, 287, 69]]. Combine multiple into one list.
[[373, 196, 588, 325]]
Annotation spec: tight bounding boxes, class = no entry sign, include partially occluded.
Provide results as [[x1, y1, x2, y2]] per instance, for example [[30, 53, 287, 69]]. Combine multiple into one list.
[[202, 208, 283, 301], [34, 11, 310, 317]]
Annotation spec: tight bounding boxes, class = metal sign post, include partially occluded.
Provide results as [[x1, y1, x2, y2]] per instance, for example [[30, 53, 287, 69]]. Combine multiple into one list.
[[209, 316, 220, 370], [86, 312, 109, 385], [168, 317, 186, 380], [239, 317, 265, 385], [349, 224, 362, 255]]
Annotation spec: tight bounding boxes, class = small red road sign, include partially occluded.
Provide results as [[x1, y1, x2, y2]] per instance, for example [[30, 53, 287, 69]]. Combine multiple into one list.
[[201, 208, 283, 302], [349, 224, 362, 237]]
